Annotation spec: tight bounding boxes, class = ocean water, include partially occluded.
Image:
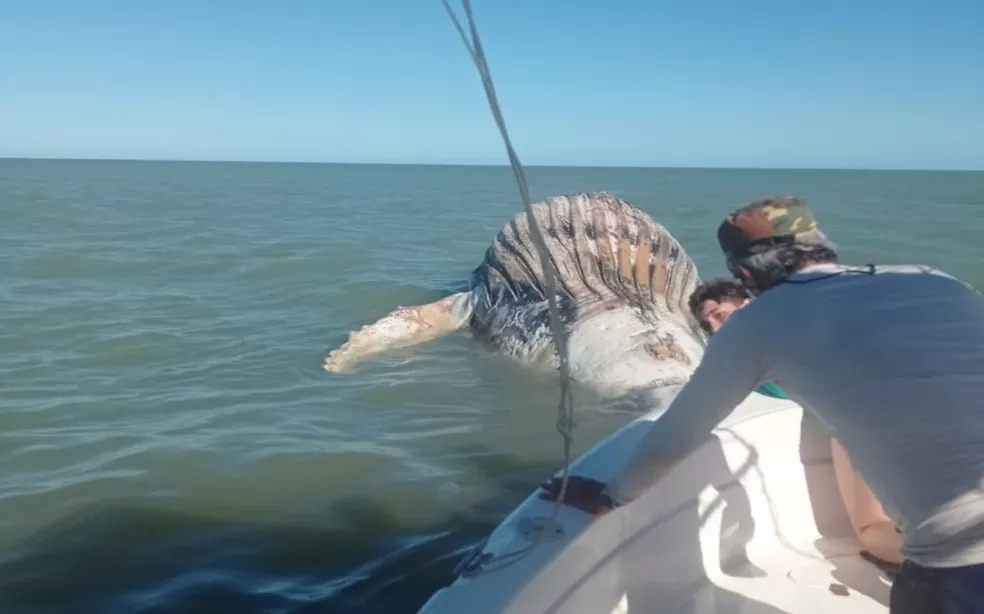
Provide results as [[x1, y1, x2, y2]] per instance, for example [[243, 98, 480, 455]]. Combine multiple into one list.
[[1, 159, 982, 613]]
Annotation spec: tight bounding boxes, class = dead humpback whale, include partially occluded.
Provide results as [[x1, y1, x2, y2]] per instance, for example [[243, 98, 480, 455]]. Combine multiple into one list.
[[323, 192, 707, 396]]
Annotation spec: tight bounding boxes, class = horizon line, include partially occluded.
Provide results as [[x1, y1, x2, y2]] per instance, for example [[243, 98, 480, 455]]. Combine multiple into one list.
[[1, 155, 981, 173]]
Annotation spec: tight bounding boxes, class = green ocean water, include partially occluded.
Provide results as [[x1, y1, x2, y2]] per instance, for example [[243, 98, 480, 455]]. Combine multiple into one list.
[[1, 159, 982, 613]]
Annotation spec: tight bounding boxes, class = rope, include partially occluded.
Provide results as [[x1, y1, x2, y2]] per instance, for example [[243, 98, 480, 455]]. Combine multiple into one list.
[[441, 0, 576, 532]]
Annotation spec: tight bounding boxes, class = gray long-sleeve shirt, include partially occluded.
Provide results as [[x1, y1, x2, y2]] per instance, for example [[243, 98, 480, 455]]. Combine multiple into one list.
[[611, 262, 984, 568]]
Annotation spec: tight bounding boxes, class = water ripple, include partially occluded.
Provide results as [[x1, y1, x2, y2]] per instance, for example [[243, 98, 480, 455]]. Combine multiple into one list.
[[1, 160, 982, 613]]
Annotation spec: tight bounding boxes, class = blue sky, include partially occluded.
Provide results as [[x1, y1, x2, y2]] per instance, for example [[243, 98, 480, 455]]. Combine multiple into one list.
[[1, 0, 982, 169]]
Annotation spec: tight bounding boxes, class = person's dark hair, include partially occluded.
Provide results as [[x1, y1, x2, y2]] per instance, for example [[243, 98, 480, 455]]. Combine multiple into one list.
[[688, 280, 752, 331], [732, 243, 838, 292]]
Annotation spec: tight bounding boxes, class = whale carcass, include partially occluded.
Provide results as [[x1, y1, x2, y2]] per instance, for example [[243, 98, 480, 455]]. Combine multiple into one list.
[[324, 192, 707, 396]]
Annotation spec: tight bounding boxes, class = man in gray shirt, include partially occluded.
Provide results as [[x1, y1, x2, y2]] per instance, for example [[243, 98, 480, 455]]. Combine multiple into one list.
[[539, 196, 984, 613]]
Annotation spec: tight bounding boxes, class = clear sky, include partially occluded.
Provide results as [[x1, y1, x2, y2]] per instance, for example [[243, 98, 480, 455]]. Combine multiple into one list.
[[1, 0, 982, 169]]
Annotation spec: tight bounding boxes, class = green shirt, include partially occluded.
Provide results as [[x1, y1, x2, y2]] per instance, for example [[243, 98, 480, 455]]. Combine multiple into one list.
[[756, 381, 789, 399]]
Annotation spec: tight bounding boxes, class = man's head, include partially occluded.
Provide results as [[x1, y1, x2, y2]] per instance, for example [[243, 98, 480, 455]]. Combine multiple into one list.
[[716, 196, 838, 295], [689, 280, 752, 335]]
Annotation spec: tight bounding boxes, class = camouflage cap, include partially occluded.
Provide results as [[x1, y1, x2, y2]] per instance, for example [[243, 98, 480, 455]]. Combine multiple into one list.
[[716, 196, 829, 261]]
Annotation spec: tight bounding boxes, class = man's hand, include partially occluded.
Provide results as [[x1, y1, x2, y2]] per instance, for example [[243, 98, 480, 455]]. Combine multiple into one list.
[[538, 475, 617, 516]]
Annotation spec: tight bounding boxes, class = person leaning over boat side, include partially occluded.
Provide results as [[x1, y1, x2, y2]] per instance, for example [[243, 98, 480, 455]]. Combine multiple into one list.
[[689, 278, 904, 568], [687, 280, 789, 400], [538, 196, 984, 614]]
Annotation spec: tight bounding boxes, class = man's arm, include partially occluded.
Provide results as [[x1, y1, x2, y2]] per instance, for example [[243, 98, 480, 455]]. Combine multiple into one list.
[[608, 309, 769, 504]]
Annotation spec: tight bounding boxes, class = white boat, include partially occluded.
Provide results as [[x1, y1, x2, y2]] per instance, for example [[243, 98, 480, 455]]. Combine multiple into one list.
[[418, 390, 893, 613]]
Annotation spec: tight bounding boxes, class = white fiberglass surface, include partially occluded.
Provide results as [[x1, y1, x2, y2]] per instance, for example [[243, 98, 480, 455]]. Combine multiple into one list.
[[419, 393, 894, 614]]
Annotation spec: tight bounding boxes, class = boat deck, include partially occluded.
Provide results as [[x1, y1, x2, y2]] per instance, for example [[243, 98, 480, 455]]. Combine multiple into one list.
[[420, 395, 893, 613]]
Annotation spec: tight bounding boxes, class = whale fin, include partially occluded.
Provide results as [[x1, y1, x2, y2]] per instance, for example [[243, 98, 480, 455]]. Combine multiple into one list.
[[323, 291, 475, 373]]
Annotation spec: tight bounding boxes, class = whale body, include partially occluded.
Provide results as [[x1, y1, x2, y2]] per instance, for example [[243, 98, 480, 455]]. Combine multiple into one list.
[[324, 192, 707, 397]]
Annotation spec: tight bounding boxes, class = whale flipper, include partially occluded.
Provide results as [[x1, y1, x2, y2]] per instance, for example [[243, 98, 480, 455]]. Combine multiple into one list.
[[323, 292, 475, 373]]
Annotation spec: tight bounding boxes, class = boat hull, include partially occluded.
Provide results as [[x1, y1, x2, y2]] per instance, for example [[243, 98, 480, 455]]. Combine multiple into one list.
[[419, 392, 892, 613]]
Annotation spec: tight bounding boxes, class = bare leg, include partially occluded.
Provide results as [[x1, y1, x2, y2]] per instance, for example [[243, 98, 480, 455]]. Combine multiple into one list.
[[831, 438, 903, 564], [323, 292, 474, 373]]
